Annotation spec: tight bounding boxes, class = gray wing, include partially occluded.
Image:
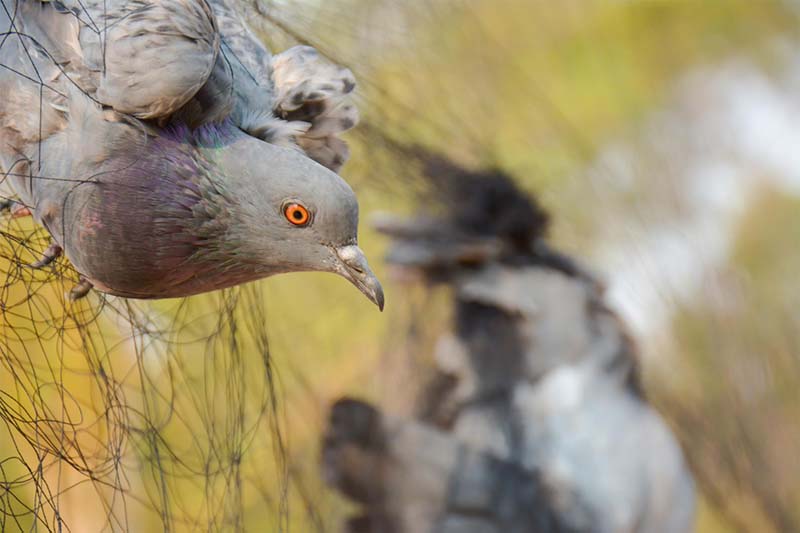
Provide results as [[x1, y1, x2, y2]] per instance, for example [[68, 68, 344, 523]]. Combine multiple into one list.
[[208, 0, 359, 172], [0, 0, 218, 213], [1, 0, 78, 170], [80, 0, 220, 120], [0, 0, 218, 155], [50, 0, 220, 120], [212, 0, 272, 86], [271, 45, 360, 172]]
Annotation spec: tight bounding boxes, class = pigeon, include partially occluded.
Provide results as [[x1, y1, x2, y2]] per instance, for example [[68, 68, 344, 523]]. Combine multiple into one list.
[[0, 0, 383, 308], [323, 164, 695, 532]]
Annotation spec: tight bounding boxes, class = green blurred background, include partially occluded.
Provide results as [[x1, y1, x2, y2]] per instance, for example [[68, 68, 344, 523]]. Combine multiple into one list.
[[2, 0, 800, 531]]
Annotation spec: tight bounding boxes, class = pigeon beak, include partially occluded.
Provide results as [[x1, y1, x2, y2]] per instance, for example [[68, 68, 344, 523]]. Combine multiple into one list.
[[334, 245, 385, 311]]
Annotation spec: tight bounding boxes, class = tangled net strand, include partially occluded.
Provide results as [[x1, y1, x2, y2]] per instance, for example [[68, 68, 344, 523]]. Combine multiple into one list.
[[0, 219, 289, 531]]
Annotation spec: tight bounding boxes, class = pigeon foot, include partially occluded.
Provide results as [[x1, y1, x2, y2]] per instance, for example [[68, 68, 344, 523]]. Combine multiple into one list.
[[29, 242, 63, 269], [69, 278, 93, 301], [0, 199, 31, 218]]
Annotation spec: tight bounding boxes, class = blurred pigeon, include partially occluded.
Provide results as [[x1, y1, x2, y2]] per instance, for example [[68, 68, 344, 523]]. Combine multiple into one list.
[[324, 163, 695, 532], [0, 0, 382, 307]]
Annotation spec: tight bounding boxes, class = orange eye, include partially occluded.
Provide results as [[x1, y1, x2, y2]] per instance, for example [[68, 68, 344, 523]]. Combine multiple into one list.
[[284, 203, 310, 226]]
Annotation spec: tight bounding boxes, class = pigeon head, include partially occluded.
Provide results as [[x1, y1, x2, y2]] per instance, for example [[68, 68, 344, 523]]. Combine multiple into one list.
[[201, 130, 384, 310]]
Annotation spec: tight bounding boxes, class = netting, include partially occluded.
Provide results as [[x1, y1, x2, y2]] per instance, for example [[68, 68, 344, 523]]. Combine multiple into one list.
[[0, 2, 296, 529], [3, 0, 799, 531], [0, 219, 289, 531]]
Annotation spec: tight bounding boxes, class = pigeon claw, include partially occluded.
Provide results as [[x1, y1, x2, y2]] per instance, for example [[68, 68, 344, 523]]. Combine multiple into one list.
[[29, 242, 63, 269], [12, 205, 32, 218], [0, 199, 32, 218], [69, 278, 94, 301]]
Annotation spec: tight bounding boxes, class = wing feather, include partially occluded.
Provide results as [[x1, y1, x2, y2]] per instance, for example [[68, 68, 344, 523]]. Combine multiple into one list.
[[2, 0, 359, 177], [81, 0, 220, 120], [208, 0, 359, 172], [2, 0, 219, 120]]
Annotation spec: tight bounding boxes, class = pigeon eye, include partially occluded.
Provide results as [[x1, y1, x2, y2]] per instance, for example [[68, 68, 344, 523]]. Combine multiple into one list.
[[284, 203, 310, 226]]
